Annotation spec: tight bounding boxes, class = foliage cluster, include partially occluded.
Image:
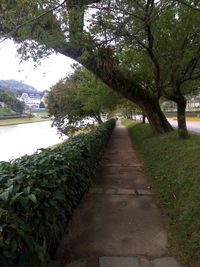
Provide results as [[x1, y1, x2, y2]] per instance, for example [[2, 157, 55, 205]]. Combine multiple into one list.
[[47, 67, 119, 134], [116, 98, 142, 120], [0, 107, 15, 115], [0, 90, 25, 114], [122, 118, 200, 267], [0, 119, 115, 266]]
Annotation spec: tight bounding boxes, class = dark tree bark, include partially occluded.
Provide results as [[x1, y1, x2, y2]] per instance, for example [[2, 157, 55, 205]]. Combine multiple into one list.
[[142, 113, 146, 124], [176, 96, 189, 138], [168, 91, 189, 138], [138, 100, 173, 133], [94, 113, 103, 124]]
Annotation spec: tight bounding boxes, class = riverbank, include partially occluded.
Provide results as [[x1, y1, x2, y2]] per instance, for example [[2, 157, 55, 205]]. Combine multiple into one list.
[[0, 117, 50, 126], [122, 118, 200, 267]]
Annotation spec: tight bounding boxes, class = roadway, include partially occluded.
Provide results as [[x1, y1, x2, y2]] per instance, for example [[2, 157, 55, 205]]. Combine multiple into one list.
[[135, 115, 200, 134], [167, 119, 200, 134]]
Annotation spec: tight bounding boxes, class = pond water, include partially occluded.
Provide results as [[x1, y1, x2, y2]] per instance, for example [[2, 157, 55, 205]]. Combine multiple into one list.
[[0, 121, 67, 162]]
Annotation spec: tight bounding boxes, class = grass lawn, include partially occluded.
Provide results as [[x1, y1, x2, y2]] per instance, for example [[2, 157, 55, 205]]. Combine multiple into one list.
[[122, 118, 200, 267], [0, 107, 15, 115], [0, 117, 50, 126]]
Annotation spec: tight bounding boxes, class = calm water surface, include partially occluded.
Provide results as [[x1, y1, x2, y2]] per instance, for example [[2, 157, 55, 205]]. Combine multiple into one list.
[[0, 121, 67, 162]]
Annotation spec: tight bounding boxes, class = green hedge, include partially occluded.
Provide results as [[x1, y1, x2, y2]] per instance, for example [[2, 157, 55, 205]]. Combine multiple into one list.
[[0, 119, 115, 266]]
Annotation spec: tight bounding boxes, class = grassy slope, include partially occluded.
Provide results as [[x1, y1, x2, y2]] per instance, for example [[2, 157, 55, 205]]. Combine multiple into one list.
[[0, 117, 50, 126], [0, 107, 15, 114], [122, 118, 200, 267]]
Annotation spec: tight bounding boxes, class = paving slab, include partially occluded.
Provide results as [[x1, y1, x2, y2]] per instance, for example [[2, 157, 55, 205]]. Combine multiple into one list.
[[66, 261, 86, 267], [94, 167, 149, 189], [104, 135, 134, 152], [151, 257, 181, 267], [139, 258, 151, 267], [99, 256, 140, 267], [89, 188, 104, 194], [104, 188, 117, 195], [116, 188, 135, 195], [137, 189, 153, 196], [101, 152, 140, 164], [57, 194, 168, 260]]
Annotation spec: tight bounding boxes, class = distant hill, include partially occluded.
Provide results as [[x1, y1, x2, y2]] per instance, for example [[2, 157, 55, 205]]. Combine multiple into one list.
[[0, 80, 40, 96]]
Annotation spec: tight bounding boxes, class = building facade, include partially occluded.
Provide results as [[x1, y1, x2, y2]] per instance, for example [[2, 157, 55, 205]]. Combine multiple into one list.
[[18, 92, 48, 109]]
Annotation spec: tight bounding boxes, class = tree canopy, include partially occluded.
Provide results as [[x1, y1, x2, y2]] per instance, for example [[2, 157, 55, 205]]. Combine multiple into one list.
[[1, 0, 200, 137], [46, 66, 119, 134], [0, 90, 25, 114]]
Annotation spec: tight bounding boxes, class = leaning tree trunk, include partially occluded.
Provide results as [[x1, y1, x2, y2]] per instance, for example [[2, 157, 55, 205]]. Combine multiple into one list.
[[94, 113, 103, 124], [139, 100, 173, 134], [176, 96, 189, 139], [80, 51, 173, 134]]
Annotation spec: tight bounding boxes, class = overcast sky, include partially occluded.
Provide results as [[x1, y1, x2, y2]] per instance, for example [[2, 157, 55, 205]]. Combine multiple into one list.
[[0, 39, 75, 91]]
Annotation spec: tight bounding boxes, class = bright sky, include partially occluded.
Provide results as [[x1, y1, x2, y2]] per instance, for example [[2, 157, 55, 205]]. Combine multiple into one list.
[[0, 39, 75, 91]]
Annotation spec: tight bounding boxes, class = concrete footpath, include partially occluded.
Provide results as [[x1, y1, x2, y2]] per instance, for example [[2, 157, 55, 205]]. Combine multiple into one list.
[[56, 121, 181, 267]]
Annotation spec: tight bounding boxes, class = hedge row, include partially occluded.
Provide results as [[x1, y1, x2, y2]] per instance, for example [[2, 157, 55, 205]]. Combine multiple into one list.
[[0, 119, 115, 266], [0, 115, 28, 120]]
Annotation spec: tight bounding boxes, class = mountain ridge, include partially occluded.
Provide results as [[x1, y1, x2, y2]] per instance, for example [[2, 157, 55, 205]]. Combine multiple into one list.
[[0, 79, 41, 95]]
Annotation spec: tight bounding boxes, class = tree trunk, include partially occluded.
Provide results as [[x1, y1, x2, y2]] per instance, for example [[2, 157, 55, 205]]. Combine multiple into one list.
[[80, 53, 173, 135], [176, 96, 189, 139], [94, 113, 103, 124], [140, 101, 173, 134], [142, 113, 146, 124]]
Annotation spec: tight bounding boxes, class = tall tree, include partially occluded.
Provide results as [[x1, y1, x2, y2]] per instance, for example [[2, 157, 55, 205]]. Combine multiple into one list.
[[103, 0, 200, 138], [2, 1, 200, 138], [0, 0, 173, 134], [155, 3, 200, 137]]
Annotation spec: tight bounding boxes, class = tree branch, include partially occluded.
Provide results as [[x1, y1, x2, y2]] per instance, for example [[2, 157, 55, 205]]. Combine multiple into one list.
[[0, 0, 68, 44], [0, 0, 102, 44], [176, 0, 200, 11], [181, 46, 200, 82]]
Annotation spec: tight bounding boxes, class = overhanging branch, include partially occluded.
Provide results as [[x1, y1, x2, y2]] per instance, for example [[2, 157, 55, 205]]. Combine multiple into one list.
[[176, 0, 200, 11], [0, 0, 67, 44]]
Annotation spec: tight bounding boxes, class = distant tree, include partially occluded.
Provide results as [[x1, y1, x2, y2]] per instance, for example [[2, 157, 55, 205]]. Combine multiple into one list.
[[117, 98, 142, 120], [0, 91, 25, 114], [46, 67, 119, 134], [39, 101, 45, 108]]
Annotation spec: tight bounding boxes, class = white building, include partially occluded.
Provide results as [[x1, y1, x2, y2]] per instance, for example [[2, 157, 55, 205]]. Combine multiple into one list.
[[18, 92, 48, 109], [0, 101, 6, 108], [186, 95, 200, 110]]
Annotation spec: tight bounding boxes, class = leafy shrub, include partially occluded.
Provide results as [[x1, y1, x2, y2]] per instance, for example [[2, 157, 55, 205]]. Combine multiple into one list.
[[0, 119, 115, 266]]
